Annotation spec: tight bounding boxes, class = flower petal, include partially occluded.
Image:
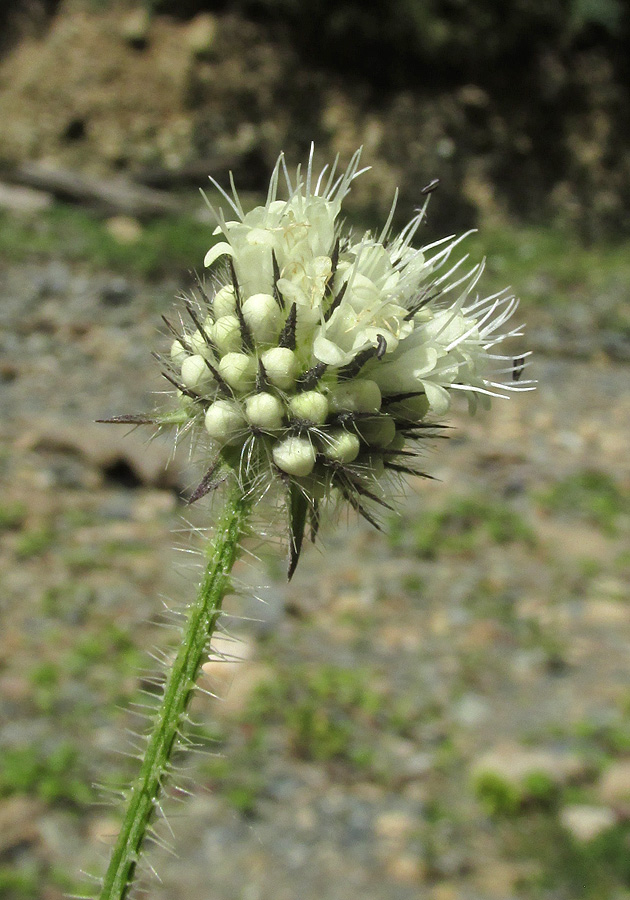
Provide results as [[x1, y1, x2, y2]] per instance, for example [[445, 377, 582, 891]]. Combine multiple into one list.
[[204, 242, 234, 268]]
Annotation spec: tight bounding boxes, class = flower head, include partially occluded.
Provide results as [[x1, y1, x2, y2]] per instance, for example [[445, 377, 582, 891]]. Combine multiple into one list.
[[103, 148, 533, 577]]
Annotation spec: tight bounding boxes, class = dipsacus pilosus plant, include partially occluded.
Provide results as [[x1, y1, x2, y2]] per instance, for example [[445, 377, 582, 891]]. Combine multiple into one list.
[[97, 148, 533, 899]]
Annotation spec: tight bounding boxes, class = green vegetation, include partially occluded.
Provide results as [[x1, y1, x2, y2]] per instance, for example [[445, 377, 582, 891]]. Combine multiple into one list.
[[515, 815, 630, 899], [0, 205, 216, 279], [199, 662, 419, 816], [245, 664, 390, 766], [15, 525, 55, 559], [389, 494, 534, 558], [1, 202, 630, 338], [0, 501, 27, 531], [538, 470, 630, 535], [474, 770, 559, 817], [466, 225, 630, 325], [0, 864, 39, 900], [0, 742, 93, 807]]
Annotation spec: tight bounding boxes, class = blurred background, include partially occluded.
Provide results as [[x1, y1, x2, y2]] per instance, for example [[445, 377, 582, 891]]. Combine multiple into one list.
[[1, 1, 630, 898]]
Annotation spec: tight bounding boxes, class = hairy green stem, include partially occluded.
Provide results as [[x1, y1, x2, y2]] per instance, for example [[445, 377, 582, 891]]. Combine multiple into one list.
[[99, 481, 253, 900]]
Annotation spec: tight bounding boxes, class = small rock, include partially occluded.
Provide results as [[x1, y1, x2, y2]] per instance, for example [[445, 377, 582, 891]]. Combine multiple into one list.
[[200, 635, 268, 714], [374, 810, 416, 842], [0, 796, 42, 853], [88, 815, 120, 846], [120, 8, 151, 49], [186, 13, 217, 58], [385, 853, 426, 884], [598, 761, 630, 811], [0, 182, 52, 214], [560, 804, 617, 842], [105, 215, 142, 244], [452, 692, 490, 728], [473, 742, 589, 790], [100, 277, 133, 306]]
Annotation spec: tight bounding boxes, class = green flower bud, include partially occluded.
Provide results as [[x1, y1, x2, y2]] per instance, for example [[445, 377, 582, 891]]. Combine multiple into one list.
[[288, 391, 329, 425], [204, 399, 245, 444], [389, 394, 429, 420], [261, 348, 298, 390], [181, 354, 214, 392], [329, 379, 382, 414], [321, 428, 360, 463], [171, 339, 188, 366], [217, 352, 256, 392], [272, 436, 317, 476], [245, 392, 285, 430], [210, 315, 242, 355], [357, 415, 396, 448], [242, 293, 282, 345], [190, 329, 211, 356], [213, 284, 236, 318]]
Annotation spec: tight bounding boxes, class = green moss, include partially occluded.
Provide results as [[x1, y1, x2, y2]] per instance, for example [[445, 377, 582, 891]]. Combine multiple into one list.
[[15, 526, 55, 559], [0, 743, 93, 807], [474, 771, 523, 816], [0, 501, 27, 532], [474, 769, 559, 817], [514, 814, 630, 898], [538, 470, 630, 535], [0, 205, 217, 279], [389, 494, 534, 558], [0, 864, 39, 900]]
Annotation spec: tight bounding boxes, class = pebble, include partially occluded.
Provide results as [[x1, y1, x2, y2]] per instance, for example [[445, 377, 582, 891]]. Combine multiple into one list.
[[100, 277, 134, 306], [560, 804, 617, 842], [472, 742, 589, 789], [0, 182, 52, 214], [105, 215, 142, 244], [0, 796, 42, 853], [598, 761, 630, 810]]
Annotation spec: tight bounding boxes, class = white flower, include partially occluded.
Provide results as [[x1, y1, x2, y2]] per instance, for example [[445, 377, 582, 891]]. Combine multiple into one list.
[[109, 146, 533, 577]]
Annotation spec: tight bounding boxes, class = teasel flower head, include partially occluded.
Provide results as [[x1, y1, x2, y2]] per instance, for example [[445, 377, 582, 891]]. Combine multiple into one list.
[[102, 147, 533, 578]]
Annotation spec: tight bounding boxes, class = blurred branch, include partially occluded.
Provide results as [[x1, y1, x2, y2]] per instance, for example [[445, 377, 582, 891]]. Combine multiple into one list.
[[1, 164, 182, 219]]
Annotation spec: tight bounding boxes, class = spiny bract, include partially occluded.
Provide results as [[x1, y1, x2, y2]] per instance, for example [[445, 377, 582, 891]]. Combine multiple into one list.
[[105, 148, 533, 577]]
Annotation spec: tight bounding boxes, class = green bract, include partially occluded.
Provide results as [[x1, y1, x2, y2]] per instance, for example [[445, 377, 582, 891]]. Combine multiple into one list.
[[122, 148, 532, 576]]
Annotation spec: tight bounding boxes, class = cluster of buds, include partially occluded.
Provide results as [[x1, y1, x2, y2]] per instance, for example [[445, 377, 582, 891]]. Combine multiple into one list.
[[105, 149, 532, 576]]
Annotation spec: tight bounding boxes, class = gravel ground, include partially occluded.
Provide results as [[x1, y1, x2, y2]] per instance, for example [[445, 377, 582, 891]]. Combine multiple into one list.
[[1, 260, 630, 900]]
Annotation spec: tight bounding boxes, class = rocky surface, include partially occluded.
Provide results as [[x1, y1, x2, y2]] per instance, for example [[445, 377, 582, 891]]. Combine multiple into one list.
[[1, 257, 630, 899]]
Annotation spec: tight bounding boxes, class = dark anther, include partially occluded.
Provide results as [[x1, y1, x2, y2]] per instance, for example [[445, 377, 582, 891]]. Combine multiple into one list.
[[183, 299, 216, 356], [338, 334, 386, 381], [404, 289, 439, 320], [202, 359, 232, 397], [278, 302, 297, 350], [296, 362, 327, 391], [384, 462, 436, 479], [188, 458, 224, 504], [228, 257, 242, 308], [226, 261, 254, 351], [513, 357, 525, 382], [326, 238, 340, 293], [421, 178, 440, 195], [309, 499, 320, 543], [96, 414, 157, 425], [351, 479, 394, 511], [191, 271, 213, 310], [227, 262, 254, 351], [381, 390, 425, 407], [161, 315, 192, 351], [339, 485, 382, 531], [324, 281, 347, 323], [271, 250, 284, 310], [160, 371, 198, 400], [256, 358, 270, 392]]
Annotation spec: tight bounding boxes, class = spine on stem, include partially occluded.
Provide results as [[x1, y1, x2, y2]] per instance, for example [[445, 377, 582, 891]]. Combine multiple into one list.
[[99, 480, 252, 900]]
